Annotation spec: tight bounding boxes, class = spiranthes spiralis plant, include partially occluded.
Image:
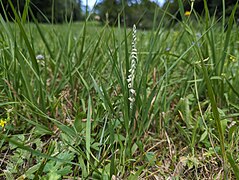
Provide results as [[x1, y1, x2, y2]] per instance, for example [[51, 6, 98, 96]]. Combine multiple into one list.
[[127, 24, 138, 110]]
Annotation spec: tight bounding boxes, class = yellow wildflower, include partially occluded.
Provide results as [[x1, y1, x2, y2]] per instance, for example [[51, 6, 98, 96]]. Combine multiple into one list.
[[185, 11, 191, 16], [229, 55, 236, 62], [0, 119, 7, 127]]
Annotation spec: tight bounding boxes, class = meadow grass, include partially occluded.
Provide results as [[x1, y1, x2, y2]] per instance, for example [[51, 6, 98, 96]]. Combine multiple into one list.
[[1, 1, 239, 179]]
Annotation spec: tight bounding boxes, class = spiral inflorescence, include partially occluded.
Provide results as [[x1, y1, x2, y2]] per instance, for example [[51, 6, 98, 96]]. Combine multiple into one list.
[[127, 24, 138, 109]]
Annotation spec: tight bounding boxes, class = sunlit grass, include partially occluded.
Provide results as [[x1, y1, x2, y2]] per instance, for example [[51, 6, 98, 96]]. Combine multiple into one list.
[[1, 1, 239, 179]]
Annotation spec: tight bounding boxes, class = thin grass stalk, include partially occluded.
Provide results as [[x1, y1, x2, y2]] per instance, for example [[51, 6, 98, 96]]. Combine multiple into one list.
[[122, 0, 130, 132], [227, 152, 239, 179], [7, 0, 46, 111], [200, 57, 226, 170], [21, 0, 30, 23], [219, 2, 238, 75], [86, 95, 92, 174], [190, 11, 227, 174], [29, 8, 54, 59], [178, 0, 227, 173]]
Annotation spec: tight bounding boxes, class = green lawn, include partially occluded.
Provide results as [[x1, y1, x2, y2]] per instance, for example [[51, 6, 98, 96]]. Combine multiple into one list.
[[1, 9, 239, 179]]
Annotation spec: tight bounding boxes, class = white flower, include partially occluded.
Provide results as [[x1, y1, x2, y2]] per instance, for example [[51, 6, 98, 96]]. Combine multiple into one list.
[[130, 89, 136, 95], [127, 24, 138, 109], [36, 54, 45, 60], [128, 97, 135, 102]]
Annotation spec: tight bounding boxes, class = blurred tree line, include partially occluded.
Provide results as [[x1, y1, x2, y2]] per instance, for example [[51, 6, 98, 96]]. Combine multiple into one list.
[[95, 0, 161, 29], [0, 0, 83, 23], [165, 0, 239, 20], [96, 0, 239, 28], [0, 0, 238, 27]]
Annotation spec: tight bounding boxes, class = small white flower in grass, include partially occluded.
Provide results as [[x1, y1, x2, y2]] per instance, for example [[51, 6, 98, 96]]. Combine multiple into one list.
[[165, 47, 171, 52], [128, 24, 138, 109], [130, 89, 136, 95], [36, 54, 45, 60], [128, 97, 135, 103]]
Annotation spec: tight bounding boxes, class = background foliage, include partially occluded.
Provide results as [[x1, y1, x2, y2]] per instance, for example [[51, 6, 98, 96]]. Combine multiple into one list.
[[1, 0, 239, 27], [0, 0, 83, 23]]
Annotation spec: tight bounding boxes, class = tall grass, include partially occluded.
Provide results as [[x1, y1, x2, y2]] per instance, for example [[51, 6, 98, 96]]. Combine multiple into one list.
[[0, 0, 239, 179]]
